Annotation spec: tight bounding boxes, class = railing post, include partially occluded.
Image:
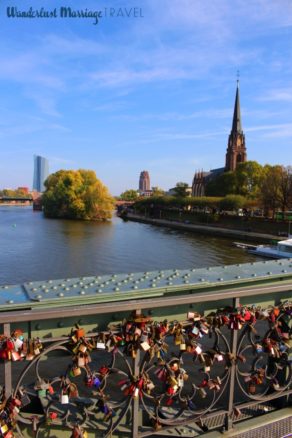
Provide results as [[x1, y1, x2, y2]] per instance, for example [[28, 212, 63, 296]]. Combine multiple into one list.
[[3, 323, 12, 399], [224, 297, 240, 431], [131, 310, 141, 438]]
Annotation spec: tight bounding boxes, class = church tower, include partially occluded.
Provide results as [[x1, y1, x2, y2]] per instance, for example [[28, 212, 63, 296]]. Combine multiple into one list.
[[225, 81, 247, 171]]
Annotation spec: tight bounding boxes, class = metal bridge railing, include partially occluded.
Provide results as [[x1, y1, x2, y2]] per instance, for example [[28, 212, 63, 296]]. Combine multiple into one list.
[[0, 261, 292, 437]]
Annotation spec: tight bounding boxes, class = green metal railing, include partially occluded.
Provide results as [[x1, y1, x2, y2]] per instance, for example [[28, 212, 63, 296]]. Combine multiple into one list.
[[0, 259, 292, 437]]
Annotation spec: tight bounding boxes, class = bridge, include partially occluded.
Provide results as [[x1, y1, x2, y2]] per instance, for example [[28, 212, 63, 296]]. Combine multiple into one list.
[[0, 259, 291, 437], [0, 196, 32, 203]]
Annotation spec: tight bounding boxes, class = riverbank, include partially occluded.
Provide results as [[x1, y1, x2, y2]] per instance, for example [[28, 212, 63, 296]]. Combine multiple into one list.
[[124, 213, 281, 243]]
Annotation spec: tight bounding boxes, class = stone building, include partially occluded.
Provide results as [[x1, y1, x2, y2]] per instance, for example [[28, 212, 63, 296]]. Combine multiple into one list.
[[192, 81, 247, 196], [139, 170, 150, 192]]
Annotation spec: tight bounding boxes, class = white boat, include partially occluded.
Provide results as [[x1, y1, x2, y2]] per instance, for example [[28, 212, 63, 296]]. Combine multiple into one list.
[[249, 238, 292, 259]]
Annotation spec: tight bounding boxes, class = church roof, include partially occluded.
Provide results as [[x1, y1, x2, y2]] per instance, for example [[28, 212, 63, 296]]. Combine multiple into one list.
[[231, 81, 243, 134]]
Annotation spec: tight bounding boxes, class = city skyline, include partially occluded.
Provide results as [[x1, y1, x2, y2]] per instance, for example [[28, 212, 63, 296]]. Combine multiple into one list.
[[0, 0, 292, 196]]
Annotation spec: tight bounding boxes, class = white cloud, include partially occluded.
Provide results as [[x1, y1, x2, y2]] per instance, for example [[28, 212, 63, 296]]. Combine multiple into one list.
[[258, 89, 292, 102]]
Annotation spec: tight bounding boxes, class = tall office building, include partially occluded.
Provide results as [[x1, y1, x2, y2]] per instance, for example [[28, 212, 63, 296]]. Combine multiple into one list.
[[139, 171, 150, 192], [33, 155, 49, 192]]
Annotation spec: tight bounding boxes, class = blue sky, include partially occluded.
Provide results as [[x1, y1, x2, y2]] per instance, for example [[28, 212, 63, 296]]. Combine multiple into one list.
[[0, 0, 292, 195]]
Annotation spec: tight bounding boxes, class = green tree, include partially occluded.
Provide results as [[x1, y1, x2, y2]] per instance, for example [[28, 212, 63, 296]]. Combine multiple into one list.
[[42, 169, 115, 220], [120, 189, 139, 201], [234, 161, 263, 198], [205, 171, 236, 196], [173, 182, 189, 197], [219, 195, 246, 211]]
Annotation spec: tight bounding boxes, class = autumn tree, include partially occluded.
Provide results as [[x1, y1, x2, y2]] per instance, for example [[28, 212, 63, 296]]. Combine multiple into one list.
[[278, 166, 292, 213], [120, 189, 139, 201], [42, 170, 115, 220]]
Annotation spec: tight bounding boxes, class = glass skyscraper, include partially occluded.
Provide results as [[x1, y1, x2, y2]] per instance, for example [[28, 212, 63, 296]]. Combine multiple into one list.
[[33, 155, 49, 192]]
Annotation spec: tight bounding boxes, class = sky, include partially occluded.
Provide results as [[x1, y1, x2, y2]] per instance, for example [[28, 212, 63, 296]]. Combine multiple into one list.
[[0, 0, 292, 196]]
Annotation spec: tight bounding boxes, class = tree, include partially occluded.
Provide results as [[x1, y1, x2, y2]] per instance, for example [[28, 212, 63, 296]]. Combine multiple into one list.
[[234, 161, 263, 198], [278, 166, 292, 213], [152, 187, 165, 196], [219, 195, 246, 211], [259, 165, 282, 218], [205, 171, 236, 196], [120, 189, 139, 201], [42, 170, 115, 220], [173, 182, 189, 197]]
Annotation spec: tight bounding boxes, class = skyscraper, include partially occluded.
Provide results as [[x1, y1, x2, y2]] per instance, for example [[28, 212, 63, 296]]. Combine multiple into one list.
[[33, 155, 49, 192], [139, 171, 150, 192]]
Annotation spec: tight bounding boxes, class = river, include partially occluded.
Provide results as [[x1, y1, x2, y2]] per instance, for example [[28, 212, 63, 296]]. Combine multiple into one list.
[[0, 206, 258, 285]]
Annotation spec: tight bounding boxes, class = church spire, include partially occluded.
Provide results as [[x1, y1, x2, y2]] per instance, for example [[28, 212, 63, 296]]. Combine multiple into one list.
[[225, 78, 247, 172], [231, 80, 242, 134]]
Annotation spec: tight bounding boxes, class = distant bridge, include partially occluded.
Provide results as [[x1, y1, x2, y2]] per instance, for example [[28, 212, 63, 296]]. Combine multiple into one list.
[[0, 196, 32, 203]]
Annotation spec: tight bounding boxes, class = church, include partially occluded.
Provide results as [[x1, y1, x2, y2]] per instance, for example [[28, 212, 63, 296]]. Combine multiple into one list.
[[192, 81, 247, 196]]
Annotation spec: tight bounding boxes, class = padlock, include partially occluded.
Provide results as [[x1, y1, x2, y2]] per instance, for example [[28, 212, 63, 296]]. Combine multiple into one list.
[[79, 344, 87, 353], [198, 387, 207, 398], [215, 353, 224, 362], [71, 366, 82, 377], [248, 383, 256, 394], [49, 412, 58, 420], [192, 326, 200, 336], [140, 341, 150, 351], [133, 387, 139, 398], [0, 424, 9, 434], [273, 380, 280, 390], [96, 342, 106, 349], [169, 376, 178, 387], [75, 327, 85, 339], [78, 354, 86, 367], [195, 345, 202, 354], [47, 385, 54, 395], [14, 337, 24, 350], [180, 343, 186, 351], [11, 351, 21, 361], [200, 325, 209, 335], [135, 327, 142, 337], [69, 384, 79, 398], [178, 377, 184, 387], [12, 397, 22, 407], [38, 389, 47, 398], [20, 392, 31, 407], [26, 352, 35, 360], [147, 382, 155, 391], [93, 376, 101, 388], [60, 393, 69, 404], [140, 333, 148, 342], [170, 361, 179, 371]]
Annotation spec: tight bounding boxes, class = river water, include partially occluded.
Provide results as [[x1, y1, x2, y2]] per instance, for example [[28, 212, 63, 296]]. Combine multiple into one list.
[[0, 206, 258, 285]]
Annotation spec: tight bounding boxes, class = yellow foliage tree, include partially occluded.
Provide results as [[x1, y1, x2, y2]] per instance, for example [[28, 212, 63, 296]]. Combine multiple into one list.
[[42, 169, 115, 221]]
